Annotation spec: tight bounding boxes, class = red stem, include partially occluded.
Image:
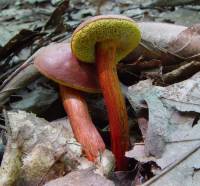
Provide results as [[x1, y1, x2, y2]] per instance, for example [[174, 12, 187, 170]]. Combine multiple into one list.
[[59, 85, 105, 161], [96, 41, 130, 170]]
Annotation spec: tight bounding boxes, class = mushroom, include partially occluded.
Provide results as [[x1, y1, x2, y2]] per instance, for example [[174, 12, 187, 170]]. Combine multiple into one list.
[[71, 15, 141, 170], [34, 43, 105, 161]]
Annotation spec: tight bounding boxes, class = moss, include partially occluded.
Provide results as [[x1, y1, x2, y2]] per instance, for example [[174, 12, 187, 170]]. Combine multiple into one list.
[[71, 18, 141, 63]]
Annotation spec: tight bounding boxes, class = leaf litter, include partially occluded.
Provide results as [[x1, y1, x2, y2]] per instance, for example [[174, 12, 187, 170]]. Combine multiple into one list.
[[1, 0, 200, 185]]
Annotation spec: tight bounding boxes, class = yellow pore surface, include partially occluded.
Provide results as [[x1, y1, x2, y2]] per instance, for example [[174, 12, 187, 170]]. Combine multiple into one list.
[[71, 17, 141, 63]]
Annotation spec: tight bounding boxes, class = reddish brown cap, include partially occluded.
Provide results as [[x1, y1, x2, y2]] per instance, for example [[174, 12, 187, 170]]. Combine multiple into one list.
[[34, 43, 100, 93]]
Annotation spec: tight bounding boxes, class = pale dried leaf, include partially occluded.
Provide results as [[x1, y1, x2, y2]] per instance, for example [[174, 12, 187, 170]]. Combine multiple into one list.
[[127, 72, 200, 169], [44, 168, 115, 186], [168, 24, 200, 60], [10, 79, 58, 113], [4, 111, 114, 185], [126, 22, 187, 63], [142, 143, 200, 186], [7, 110, 82, 185], [139, 22, 186, 49]]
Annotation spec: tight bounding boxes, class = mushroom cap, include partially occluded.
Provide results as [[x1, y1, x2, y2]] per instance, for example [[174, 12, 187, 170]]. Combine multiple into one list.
[[34, 43, 100, 93], [71, 15, 141, 63]]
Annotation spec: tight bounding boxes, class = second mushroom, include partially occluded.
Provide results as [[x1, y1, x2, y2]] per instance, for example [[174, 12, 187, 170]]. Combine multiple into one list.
[[34, 43, 105, 161]]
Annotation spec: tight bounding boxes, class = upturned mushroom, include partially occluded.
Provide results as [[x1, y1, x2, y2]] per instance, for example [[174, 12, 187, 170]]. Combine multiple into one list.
[[71, 15, 141, 170], [34, 43, 105, 161]]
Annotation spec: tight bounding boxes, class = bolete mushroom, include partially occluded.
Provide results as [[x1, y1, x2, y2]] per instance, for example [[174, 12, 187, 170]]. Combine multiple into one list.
[[34, 43, 105, 161], [71, 15, 141, 170]]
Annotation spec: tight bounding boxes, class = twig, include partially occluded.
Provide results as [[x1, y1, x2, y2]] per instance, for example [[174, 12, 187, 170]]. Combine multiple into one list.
[[162, 61, 200, 84]]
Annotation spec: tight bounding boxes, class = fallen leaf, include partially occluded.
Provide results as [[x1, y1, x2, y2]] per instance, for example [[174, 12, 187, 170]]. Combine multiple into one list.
[[142, 0, 200, 8], [156, 7, 200, 26], [139, 22, 186, 49], [126, 71, 200, 169], [0, 110, 114, 185], [168, 24, 200, 60], [10, 77, 58, 114], [45, 0, 69, 29], [44, 168, 115, 186], [0, 29, 42, 60], [0, 60, 41, 106], [6, 110, 82, 185], [125, 22, 187, 63], [142, 143, 200, 186]]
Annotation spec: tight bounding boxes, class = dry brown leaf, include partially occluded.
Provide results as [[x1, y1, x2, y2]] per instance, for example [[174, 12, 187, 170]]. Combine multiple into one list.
[[168, 24, 200, 61], [125, 22, 187, 65]]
